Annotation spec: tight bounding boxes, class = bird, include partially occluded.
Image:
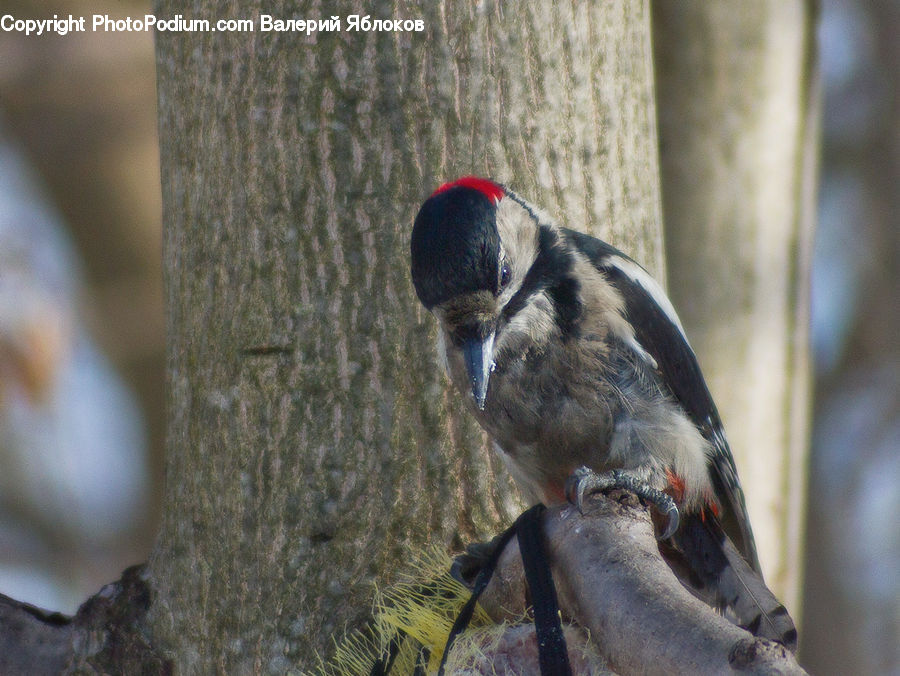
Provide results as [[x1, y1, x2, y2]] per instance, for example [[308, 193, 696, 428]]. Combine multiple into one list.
[[409, 176, 797, 649]]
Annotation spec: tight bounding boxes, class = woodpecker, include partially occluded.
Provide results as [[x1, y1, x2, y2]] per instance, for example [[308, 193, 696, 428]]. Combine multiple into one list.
[[410, 176, 797, 649]]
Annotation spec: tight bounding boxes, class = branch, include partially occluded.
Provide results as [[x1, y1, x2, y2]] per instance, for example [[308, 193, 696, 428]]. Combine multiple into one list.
[[0, 565, 170, 674], [0, 594, 71, 674], [473, 493, 807, 674]]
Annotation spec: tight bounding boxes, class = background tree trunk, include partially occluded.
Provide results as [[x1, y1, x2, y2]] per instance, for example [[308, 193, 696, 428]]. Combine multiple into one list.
[[652, 1, 818, 616], [148, 0, 663, 668]]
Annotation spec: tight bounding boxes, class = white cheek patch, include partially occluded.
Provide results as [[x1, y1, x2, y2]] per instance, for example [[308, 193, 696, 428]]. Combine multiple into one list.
[[495, 197, 540, 304]]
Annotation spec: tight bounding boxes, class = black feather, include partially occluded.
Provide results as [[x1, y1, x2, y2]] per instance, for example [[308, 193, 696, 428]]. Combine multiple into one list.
[[502, 226, 584, 338], [410, 186, 500, 309], [674, 513, 798, 651]]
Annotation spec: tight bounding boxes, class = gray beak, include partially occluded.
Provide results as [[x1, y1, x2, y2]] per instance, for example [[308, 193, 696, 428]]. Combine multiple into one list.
[[462, 332, 495, 410]]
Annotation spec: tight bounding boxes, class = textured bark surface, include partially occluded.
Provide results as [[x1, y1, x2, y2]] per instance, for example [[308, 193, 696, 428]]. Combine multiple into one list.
[[653, 1, 818, 615], [148, 0, 663, 669]]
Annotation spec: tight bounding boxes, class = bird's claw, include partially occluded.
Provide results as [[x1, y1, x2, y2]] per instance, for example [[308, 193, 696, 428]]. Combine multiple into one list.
[[565, 466, 680, 541], [658, 501, 680, 540], [565, 466, 612, 514]]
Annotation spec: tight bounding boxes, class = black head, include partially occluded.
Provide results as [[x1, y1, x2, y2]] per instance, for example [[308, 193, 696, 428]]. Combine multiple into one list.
[[410, 178, 506, 310]]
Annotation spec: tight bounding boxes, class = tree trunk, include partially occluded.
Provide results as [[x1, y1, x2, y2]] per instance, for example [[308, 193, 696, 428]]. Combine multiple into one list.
[[652, 0, 818, 615], [147, 0, 663, 669]]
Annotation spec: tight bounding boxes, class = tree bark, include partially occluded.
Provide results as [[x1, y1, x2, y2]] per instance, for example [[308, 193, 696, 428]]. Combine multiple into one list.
[[652, 0, 819, 614]]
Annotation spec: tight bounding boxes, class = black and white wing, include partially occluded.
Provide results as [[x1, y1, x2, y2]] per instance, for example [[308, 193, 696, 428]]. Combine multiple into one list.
[[564, 228, 760, 571]]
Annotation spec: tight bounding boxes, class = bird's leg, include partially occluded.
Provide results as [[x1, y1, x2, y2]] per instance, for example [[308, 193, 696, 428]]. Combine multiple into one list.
[[565, 466, 680, 540]]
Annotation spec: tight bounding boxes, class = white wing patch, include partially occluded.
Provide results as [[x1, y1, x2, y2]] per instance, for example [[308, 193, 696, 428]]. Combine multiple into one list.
[[605, 255, 690, 344]]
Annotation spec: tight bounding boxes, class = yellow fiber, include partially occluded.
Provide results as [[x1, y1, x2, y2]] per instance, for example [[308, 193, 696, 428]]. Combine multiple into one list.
[[313, 547, 495, 675]]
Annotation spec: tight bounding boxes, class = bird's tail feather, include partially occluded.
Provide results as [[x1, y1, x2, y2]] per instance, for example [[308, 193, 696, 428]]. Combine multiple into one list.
[[673, 512, 798, 652]]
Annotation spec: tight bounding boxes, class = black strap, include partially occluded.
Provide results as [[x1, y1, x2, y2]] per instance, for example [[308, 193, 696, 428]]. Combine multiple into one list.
[[437, 504, 571, 675], [369, 632, 403, 676], [412, 645, 429, 675], [436, 516, 520, 675], [517, 504, 573, 676]]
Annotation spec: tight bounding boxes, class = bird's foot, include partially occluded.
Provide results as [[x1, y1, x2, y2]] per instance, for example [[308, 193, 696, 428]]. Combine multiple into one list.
[[450, 538, 498, 588], [564, 466, 680, 540]]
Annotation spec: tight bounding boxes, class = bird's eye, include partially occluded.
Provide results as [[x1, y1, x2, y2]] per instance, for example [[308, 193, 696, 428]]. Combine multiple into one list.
[[499, 261, 511, 289]]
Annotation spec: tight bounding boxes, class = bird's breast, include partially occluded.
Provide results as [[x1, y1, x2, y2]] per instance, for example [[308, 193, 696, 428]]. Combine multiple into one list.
[[474, 341, 622, 481]]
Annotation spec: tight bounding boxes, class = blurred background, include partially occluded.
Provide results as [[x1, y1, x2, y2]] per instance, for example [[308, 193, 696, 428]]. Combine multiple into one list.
[[0, 0, 162, 613], [0, 0, 895, 673]]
